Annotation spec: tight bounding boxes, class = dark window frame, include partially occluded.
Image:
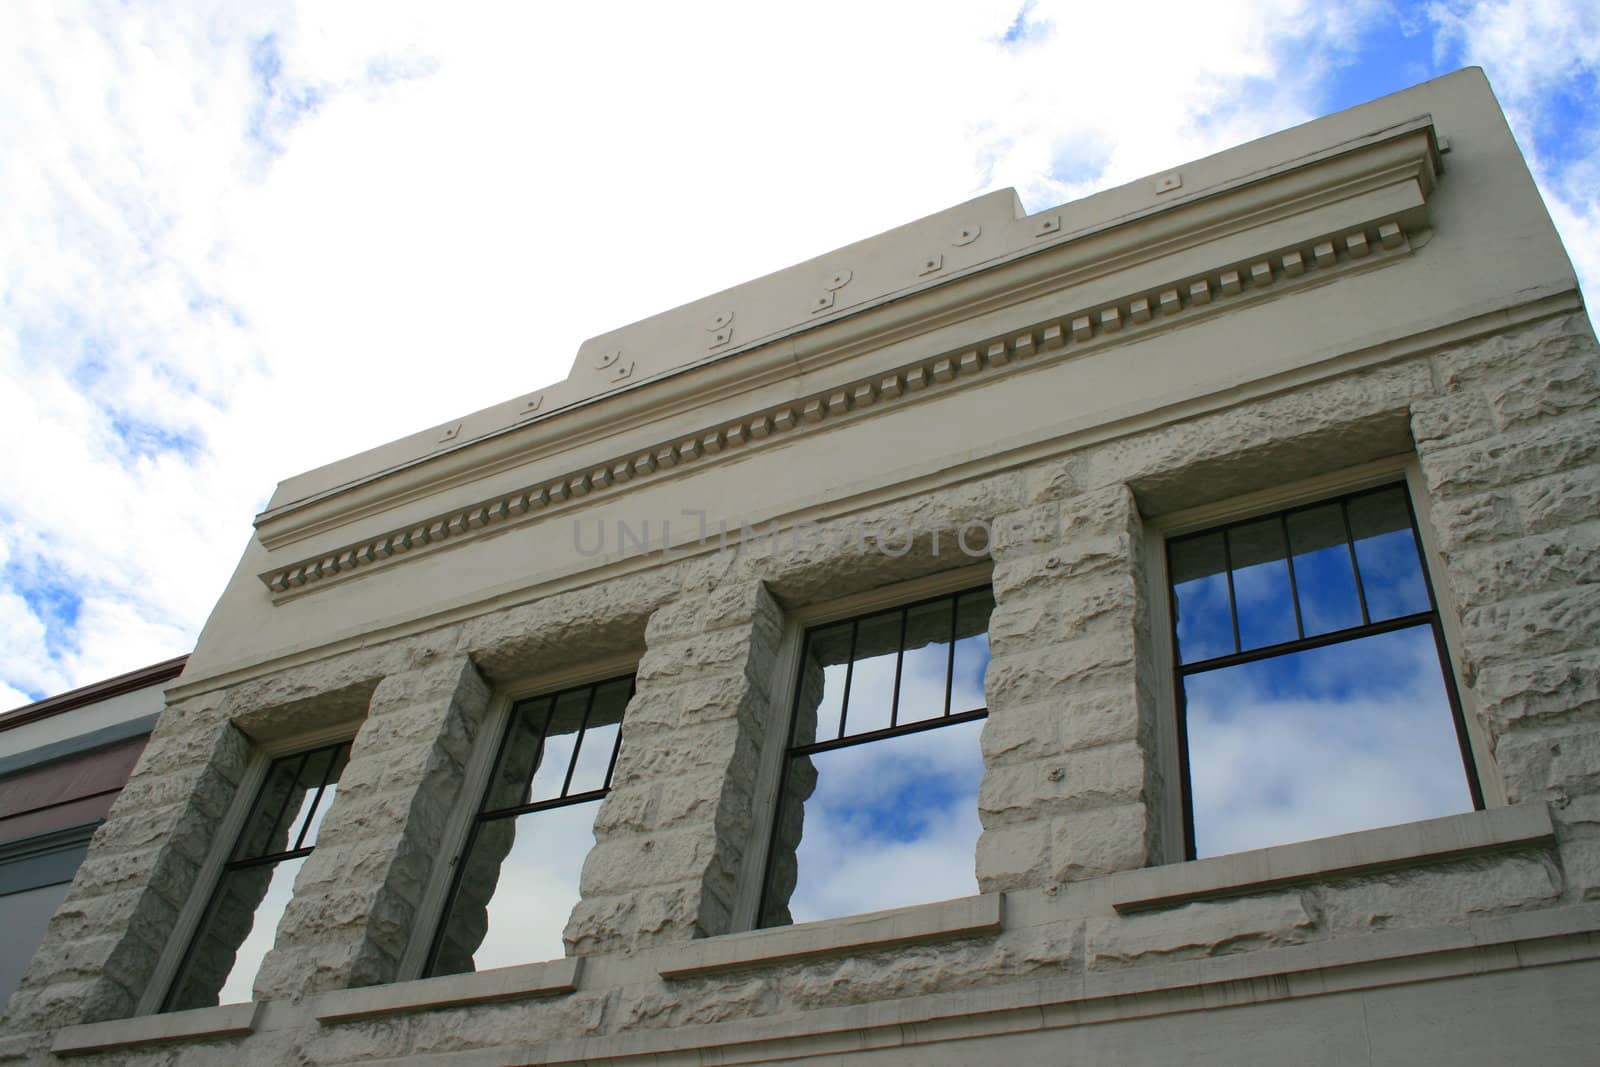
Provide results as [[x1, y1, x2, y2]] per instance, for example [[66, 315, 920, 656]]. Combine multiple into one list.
[[1165, 481, 1484, 861], [421, 673, 635, 977], [756, 584, 993, 928]]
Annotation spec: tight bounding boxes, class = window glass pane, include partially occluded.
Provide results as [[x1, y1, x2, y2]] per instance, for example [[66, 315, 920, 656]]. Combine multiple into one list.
[[293, 746, 349, 850], [801, 622, 853, 744], [169, 854, 307, 1011], [896, 599, 952, 725], [843, 610, 902, 736], [526, 689, 591, 803], [1169, 532, 1233, 664], [1285, 504, 1363, 636], [482, 697, 551, 813], [1348, 488, 1430, 620], [231, 743, 348, 861], [231, 753, 310, 861], [1182, 625, 1473, 858], [430, 803, 600, 975], [761, 719, 984, 927], [567, 679, 630, 795], [1228, 518, 1298, 650], [949, 589, 994, 714]]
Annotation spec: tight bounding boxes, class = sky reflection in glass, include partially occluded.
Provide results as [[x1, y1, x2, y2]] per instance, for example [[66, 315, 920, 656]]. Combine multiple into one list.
[[1285, 504, 1363, 635], [167, 740, 348, 1011], [213, 855, 306, 1006], [1183, 625, 1473, 858], [458, 804, 598, 970], [428, 676, 630, 976], [1170, 533, 1232, 664], [786, 720, 985, 923], [1169, 485, 1434, 667], [1229, 517, 1298, 651], [1170, 484, 1475, 861], [1348, 489, 1430, 620], [845, 611, 903, 735], [765, 587, 993, 927]]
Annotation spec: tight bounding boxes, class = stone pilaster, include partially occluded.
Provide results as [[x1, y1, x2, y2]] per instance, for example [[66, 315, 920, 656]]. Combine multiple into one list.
[[566, 580, 784, 955], [976, 483, 1161, 890], [253, 655, 492, 998], [1412, 312, 1600, 897], [1, 694, 250, 1030]]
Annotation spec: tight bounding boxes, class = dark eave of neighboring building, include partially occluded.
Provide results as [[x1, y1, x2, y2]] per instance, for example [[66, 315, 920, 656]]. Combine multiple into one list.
[[0, 655, 190, 734]]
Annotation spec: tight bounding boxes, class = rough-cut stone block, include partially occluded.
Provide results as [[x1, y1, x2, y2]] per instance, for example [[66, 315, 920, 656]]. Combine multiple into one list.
[[1502, 654, 1600, 742], [984, 637, 1137, 708], [1432, 314, 1595, 389], [990, 535, 1130, 601], [1447, 522, 1600, 607], [1419, 411, 1600, 499], [1484, 358, 1600, 433], [1459, 586, 1600, 670], [1317, 855, 1560, 933], [1085, 892, 1316, 968], [1423, 488, 1525, 548], [975, 820, 1050, 890], [1049, 802, 1151, 882], [1411, 391, 1497, 448], [1514, 464, 1600, 535], [1556, 835, 1600, 900], [986, 573, 1136, 653], [1494, 727, 1600, 802], [978, 742, 1146, 821]]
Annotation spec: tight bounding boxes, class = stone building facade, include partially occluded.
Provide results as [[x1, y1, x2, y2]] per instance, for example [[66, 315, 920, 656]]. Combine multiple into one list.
[[3, 67, 1598, 1064]]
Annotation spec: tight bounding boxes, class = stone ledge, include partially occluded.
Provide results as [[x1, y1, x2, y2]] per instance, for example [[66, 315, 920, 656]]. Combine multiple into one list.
[[1109, 803, 1555, 914], [50, 1001, 262, 1057], [658, 893, 1004, 980], [314, 956, 582, 1023], [381, 903, 1600, 1067]]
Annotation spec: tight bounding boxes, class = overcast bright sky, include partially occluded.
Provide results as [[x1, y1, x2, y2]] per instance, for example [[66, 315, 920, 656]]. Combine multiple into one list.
[[2, 0, 1596, 708]]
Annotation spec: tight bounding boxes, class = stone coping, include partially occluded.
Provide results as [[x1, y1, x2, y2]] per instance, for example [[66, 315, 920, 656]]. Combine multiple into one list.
[[1109, 802, 1555, 914], [314, 956, 582, 1023], [50, 1001, 261, 1056], [658, 892, 1004, 980]]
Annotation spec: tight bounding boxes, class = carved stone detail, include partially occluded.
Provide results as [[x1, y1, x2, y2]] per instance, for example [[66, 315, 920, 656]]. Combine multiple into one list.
[[261, 219, 1412, 598]]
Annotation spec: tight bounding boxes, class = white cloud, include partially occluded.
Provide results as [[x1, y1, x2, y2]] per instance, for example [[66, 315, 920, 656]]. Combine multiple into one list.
[[1430, 0, 1600, 306], [0, 1, 1593, 703]]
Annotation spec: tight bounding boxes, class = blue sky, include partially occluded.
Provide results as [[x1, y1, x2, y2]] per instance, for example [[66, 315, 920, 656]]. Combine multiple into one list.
[[1, 1, 1597, 709]]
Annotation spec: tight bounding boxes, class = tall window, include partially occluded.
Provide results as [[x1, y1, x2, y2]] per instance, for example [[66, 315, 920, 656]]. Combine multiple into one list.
[[759, 587, 994, 928], [165, 740, 349, 1011], [1166, 483, 1480, 860], [425, 675, 632, 975]]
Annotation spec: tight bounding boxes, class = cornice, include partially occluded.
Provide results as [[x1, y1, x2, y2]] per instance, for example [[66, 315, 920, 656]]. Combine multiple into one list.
[[253, 124, 1440, 554], [261, 209, 1422, 600]]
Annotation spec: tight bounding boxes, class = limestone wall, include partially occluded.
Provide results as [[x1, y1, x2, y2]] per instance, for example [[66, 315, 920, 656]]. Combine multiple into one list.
[[1, 310, 1596, 1066]]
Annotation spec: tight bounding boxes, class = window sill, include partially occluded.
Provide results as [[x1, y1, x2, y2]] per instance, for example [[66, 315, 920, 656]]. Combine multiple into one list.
[[313, 955, 582, 1023], [52, 1002, 261, 1057], [659, 892, 1003, 981], [1109, 803, 1555, 914]]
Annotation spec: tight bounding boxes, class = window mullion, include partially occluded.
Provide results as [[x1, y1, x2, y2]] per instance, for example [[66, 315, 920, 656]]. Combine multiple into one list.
[[1279, 512, 1306, 640], [1220, 527, 1242, 654], [291, 743, 342, 852], [1340, 498, 1373, 626], [889, 607, 909, 728]]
